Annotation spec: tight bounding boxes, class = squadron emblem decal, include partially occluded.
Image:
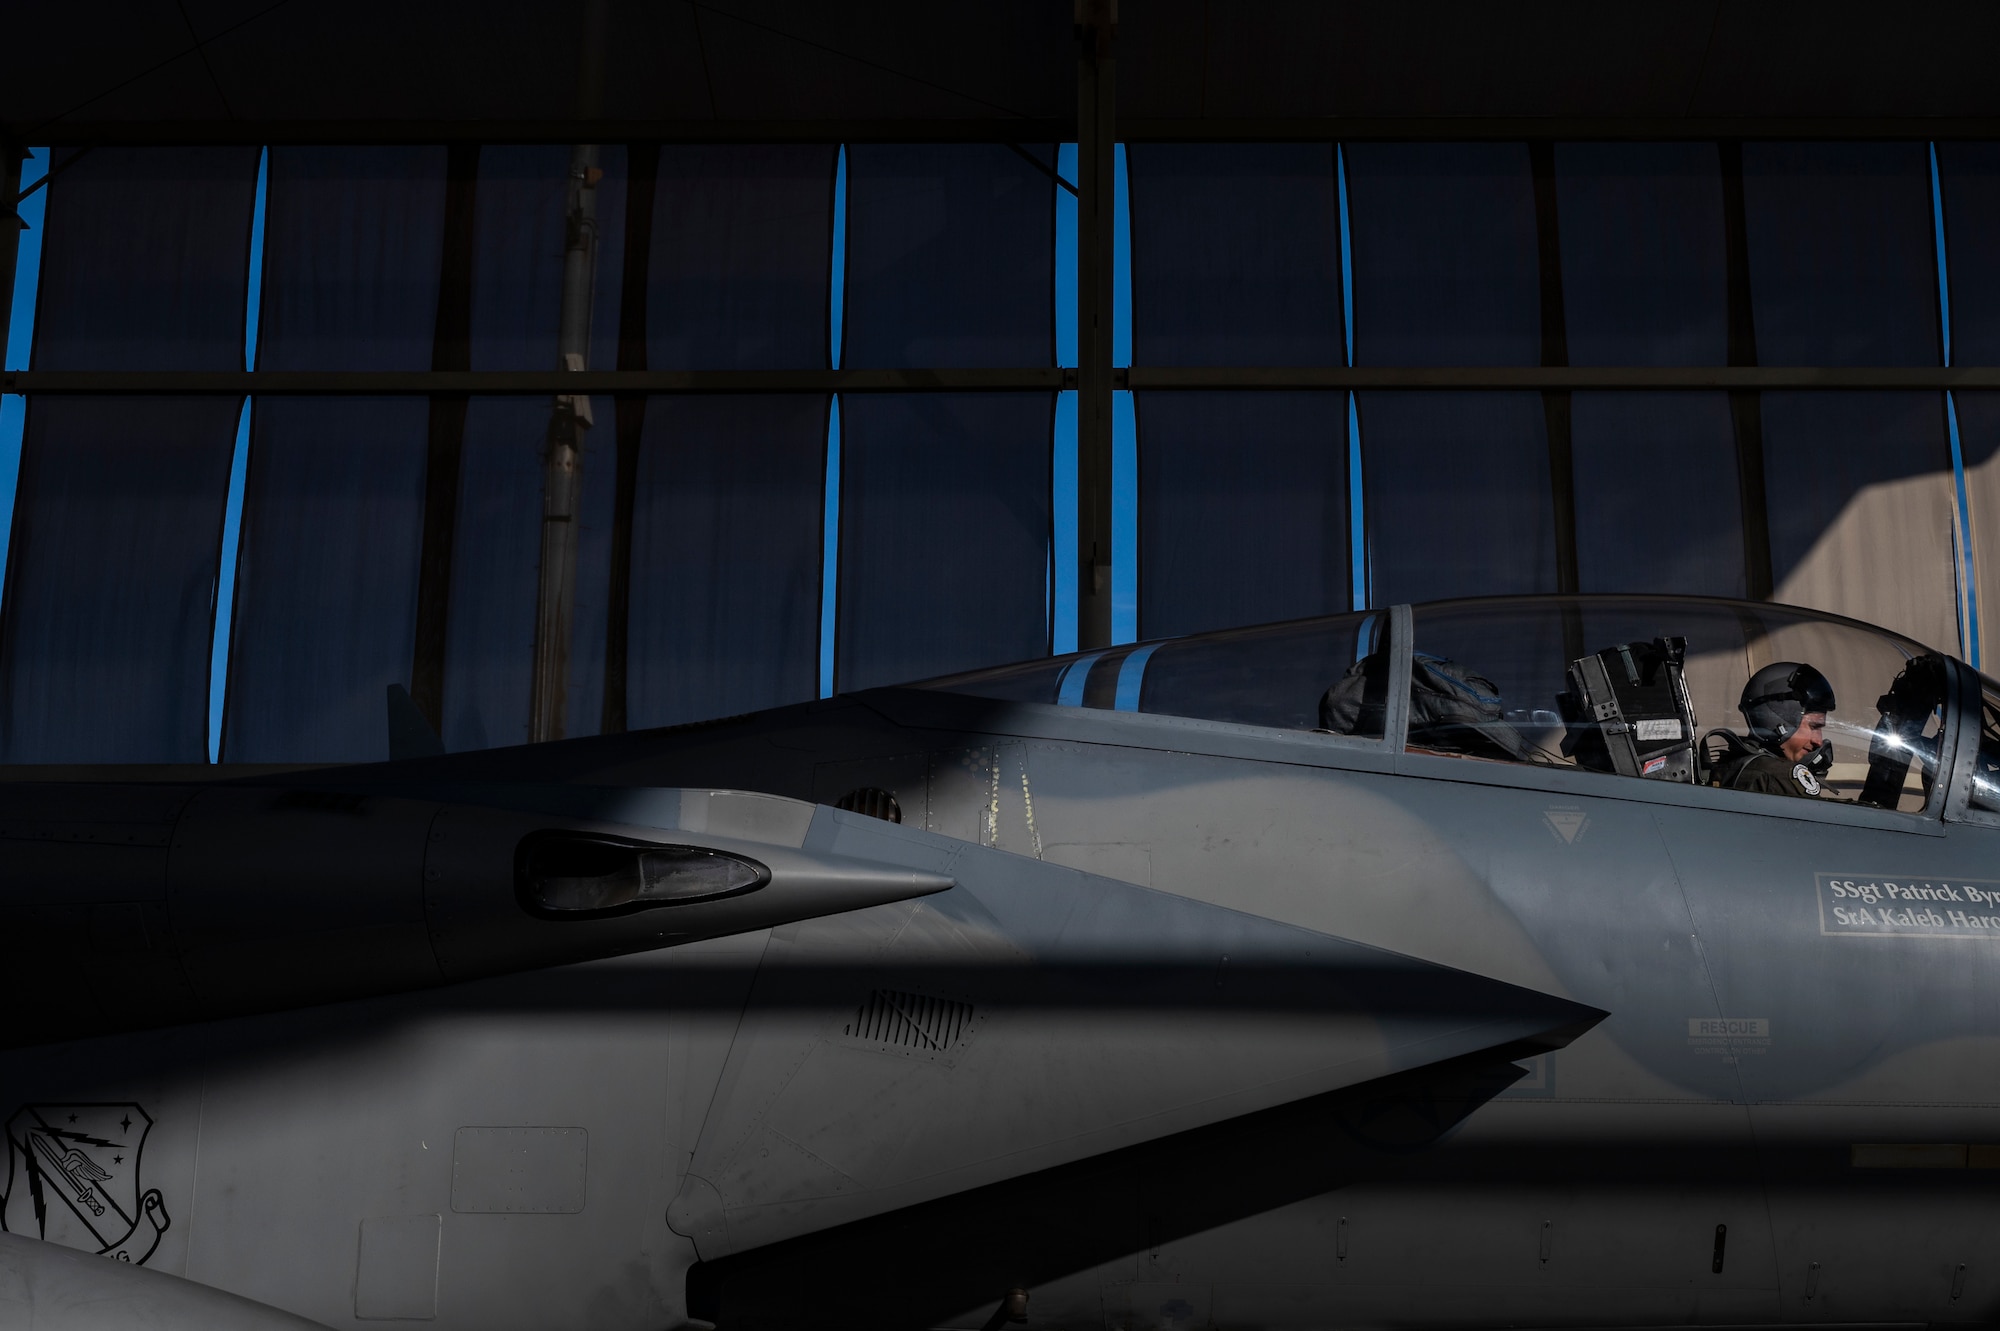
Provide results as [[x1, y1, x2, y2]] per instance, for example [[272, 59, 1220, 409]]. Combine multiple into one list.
[[0, 1103, 170, 1264]]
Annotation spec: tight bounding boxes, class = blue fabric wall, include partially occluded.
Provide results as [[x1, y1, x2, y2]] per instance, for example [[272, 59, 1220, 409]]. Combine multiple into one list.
[[4, 138, 1990, 763], [224, 146, 445, 762], [1556, 142, 1744, 596], [1128, 143, 1348, 637], [1346, 142, 1554, 606], [837, 144, 1056, 688], [623, 145, 837, 725], [0, 147, 259, 761]]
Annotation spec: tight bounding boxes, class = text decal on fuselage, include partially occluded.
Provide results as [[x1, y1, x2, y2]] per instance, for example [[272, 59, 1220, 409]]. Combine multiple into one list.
[[1817, 875, 2000, 938]]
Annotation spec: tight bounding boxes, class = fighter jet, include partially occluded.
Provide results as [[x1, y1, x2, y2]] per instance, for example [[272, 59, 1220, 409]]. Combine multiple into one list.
[[4, 591, 1997, 1331]]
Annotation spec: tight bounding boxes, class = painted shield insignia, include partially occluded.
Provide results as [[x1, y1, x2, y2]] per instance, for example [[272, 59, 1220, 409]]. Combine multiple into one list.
[[1, 1103, 170, 1264]]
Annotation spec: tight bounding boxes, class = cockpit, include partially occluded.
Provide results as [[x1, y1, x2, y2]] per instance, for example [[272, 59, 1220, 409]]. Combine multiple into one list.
[[920, 594, 2000, 820]]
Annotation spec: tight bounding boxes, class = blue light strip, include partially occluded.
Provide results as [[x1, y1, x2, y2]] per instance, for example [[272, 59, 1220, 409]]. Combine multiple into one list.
[[1111, 143, 1137, 644], [1338, 143, 1367, 611], [3, 150, 45, 372], [210, 407, 252, 762], [208, 146, 268, 761], [1931, 141, 1982, 668], [0, 147, 50, 609], [1946, 396, 1978, 668], [1933, 144, 1954, 369], [1056, 142, 1078, 366], [1053, 142, 1079, 654], [1113, 641, 1158, 711], [820, 401, 841, 696], [819, 145, 848, 697], [1338, 145, 1356, 360], [1052, 392, 1078, 653], [1112, 393, 1138, 645]]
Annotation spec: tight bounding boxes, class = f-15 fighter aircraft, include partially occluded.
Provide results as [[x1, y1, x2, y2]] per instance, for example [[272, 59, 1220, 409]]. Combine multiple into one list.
[[4, 592, 1999, 1331]]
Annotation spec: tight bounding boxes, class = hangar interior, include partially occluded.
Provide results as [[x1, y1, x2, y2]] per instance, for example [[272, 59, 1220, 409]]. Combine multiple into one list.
[[4, 1, 1999, 765]]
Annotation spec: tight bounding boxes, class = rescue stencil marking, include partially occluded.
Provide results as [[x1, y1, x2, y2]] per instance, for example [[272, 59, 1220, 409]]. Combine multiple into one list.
[[1817, 875, 2000, 938], [1687, 1017, 1770, 1061]]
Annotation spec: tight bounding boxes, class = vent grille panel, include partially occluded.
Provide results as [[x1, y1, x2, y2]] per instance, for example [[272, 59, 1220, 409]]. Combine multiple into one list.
[[844, 989, 976, 1056], [835, 787, 903, 824]]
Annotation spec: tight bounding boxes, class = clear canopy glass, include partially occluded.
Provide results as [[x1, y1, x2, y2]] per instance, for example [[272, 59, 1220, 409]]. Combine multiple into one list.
[[921, 595, 1950, 814]]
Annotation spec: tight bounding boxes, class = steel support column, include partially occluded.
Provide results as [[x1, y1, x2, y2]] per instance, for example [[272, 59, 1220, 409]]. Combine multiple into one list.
[[528, 143, 600, 743], [1075, 0, 1117, 650]]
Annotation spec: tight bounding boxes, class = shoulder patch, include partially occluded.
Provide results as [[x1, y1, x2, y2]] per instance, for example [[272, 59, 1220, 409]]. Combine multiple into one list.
[[1793, 763, 1821, 795]]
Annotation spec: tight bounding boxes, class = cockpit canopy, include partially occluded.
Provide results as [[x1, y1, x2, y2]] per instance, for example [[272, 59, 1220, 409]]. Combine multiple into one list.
[[920, 594, 1994, 818]]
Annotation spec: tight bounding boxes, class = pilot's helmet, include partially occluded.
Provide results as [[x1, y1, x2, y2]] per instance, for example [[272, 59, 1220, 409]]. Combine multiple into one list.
[[1740, 661, 1836, 747]]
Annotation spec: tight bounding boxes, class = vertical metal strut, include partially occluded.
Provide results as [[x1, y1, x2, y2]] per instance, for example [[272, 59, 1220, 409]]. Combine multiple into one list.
[[1075, 0, 1117, 650], [529, 143, 600, 743]]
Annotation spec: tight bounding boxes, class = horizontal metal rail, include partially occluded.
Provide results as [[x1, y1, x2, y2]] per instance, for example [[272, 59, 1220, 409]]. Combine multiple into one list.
[[1124, 366, 2000, 390], [26, 117, 2000, 147], [0, 368, 1074, 395], [7, 367, 2000, 395]]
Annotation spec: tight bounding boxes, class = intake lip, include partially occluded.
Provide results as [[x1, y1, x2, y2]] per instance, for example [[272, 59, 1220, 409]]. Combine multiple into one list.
[[513, 829, 771, 920]]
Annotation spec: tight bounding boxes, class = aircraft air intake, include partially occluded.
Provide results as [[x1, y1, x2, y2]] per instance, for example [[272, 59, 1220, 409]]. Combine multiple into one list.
[[0, 783, 952, 1049], [516, 832, 769, 916]]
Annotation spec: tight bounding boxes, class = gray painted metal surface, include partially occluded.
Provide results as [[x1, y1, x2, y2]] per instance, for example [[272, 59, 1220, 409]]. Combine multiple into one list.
[[1, 593, 1995, 1330]]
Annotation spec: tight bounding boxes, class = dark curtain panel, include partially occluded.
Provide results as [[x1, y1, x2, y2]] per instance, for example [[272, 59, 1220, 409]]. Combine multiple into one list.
[[0, 146, 258, 761], [1555, 144, 1742, 595], [838, 394, 1052, 689], [1128, 143, 1343, 367], [615, 146, 837, 727], [1571, 393, 1744, 596], [1344, 144, 1551, 605], [441, 147, 566, 750], [1357, 392, 1556, 606], [468, 145, 569, 371], [442, 396, 544, 752], [1137, 393, 1348, 638], [843, 144, 1055, 368], [838, 145, 1054, 688], [228, 398, 432, 761], [1742, 142, 1940, 367], [1128, 144, 1347, 636], [251, 147, 450, 372], [1555, 142, 1728, 368], [649, 145, 835, 370], [1, 400, 243, 762], [627, 396, 827, 728], [1344, 142, 1540, 367], [224, 146, 446, 761], [1742, 144, 1955, 649], [28, 147, 260, 371]]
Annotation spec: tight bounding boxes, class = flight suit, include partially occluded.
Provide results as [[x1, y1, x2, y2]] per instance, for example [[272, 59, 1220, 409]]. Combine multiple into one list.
[[1711, 746, 1824, 799]]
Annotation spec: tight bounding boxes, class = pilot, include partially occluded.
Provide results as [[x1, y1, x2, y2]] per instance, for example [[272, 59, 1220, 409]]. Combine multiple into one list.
[[1711, 661, 1836, 798]]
